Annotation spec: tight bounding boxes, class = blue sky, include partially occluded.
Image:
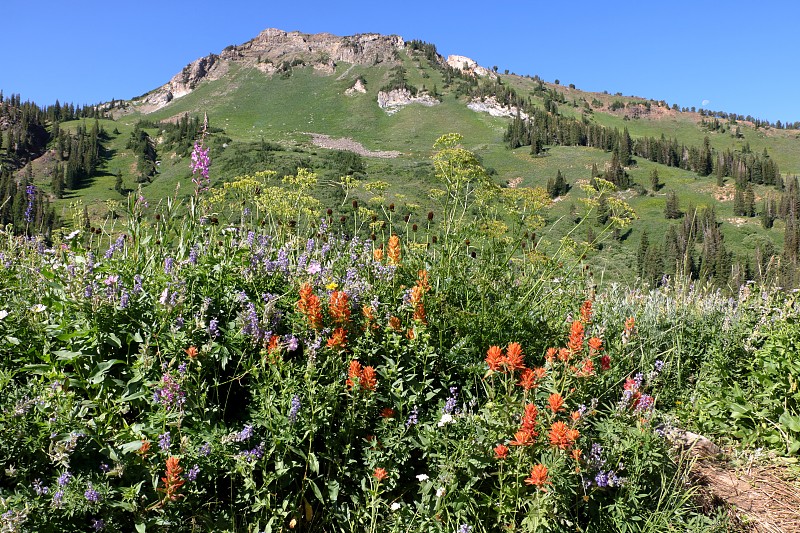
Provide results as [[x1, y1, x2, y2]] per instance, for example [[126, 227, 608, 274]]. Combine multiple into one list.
[[2, 0, 798, 123]]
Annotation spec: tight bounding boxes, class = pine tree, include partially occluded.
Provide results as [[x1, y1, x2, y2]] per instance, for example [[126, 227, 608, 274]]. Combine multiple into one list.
[[744, 184, 756, 217], [637, 229, 650, 278], [649, 168, 660, 192], [664, 190, 681, 219], [733, 188, 745, 216]]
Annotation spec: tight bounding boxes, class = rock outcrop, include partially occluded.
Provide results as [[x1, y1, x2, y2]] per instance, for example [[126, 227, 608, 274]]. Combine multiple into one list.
[[377, 89, 439, 115], [345, 78, 367, 96], [446, 55, 497, 79], [132, 29, 405, 112], [467, 97, 528, 119]]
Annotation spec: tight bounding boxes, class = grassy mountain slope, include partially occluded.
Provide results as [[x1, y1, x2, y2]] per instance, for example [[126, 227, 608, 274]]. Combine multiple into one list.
[[20, 32, 800, 285]]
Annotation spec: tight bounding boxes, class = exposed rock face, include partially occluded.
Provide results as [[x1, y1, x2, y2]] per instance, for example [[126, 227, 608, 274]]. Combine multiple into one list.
[[446, 54, 497, 79], [377, 89, 439, 115], [137, 54, 229, 113], [240, 29, 404, 66], [467, 97, 528, 119], [133, 29, 405, 113], [345, 78, 367, 96]]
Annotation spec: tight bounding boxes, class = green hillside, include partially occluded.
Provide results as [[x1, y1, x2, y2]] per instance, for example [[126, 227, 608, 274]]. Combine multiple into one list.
[[5, 33, 800, 288]]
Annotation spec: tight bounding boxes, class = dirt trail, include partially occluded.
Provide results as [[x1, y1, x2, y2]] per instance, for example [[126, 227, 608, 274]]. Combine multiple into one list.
[[676, 431, 800, 532], [305, 133, 401, 158]]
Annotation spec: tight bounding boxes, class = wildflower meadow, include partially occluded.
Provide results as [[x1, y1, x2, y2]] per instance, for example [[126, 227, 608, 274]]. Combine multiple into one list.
[[1, 134, 798, 532]]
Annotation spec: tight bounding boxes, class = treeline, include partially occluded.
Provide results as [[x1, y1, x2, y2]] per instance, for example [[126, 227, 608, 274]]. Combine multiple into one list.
[[1, 91, 110, 169], [134, 114, 206, 155], [637, 206, 739, 289], [504, 108, 781, 190], [49, 119, 106, 197], [127, 125, 157, 184], [638, 175, 800, 289], [0, 168, 56, 237]]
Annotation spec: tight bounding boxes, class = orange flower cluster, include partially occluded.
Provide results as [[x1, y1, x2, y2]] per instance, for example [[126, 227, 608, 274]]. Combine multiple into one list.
[[137, 440, 150, 456], [329, 290, 351, 326], [410, 270, 430, 324], [494, 444, 509, 459], [525, 464, 550, 489], [547, 393, 565, 413], [373, 247, 384, 262], [485, 342, 526, 373], [373, 467, 388, 481], [327, 328, 347, 350], [158, 456, 185, 502], [517, 366, 547, 390], [567, 320, 584, 354], [297, 283, 323, 330], [346, 360, 377, 392], [580, 299, 593, 323], [410, 285, 426, 324], [184, 346, 198, 359], [510, 403, 539, 446], [362, 305, 377, 332], [548, 420, 580, 450], [387, 235, 401, 266]]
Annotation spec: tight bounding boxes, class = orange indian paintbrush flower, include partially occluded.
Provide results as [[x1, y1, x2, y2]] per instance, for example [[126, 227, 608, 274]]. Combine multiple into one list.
[[548, 393, 565, 413], [580, 300, 593, 323], [327, 327, 347, 350], [297, 283, 323, 330], [361, 366, 377, 391], [568, 320, 584, 354], [525, 464, 550, 488], [504, 342, 525, 372], [549, 421, 579, 450], [485, 345, 504, 372], [373, 467, 388, 481], [387, 235, 401, 265], [494, 444, 509, 459], [158, 456, 185, 502], [329, 290, 351, 326]]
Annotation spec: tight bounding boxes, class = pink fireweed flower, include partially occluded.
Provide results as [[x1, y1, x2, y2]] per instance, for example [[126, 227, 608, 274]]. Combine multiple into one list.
[[190, 141, 211, 193]]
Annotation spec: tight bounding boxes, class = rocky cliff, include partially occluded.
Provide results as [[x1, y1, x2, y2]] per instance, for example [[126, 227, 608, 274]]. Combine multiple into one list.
[[133, 29, 405, 112]]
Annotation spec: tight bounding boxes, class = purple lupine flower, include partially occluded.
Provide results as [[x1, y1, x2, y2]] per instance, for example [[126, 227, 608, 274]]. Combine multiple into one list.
[[91, 518, 105, 531], [443, 387, 458, 415], [52, 490, 64, 506], [133, 274, 142, 294], [84, 284, 93, 299], [595, 471, 609, 488], [87, 252, 95, 273], [32, 479, 49, 495], [189, 246, 198, 265], [198, 442, 211, 456], [57, 471, 72, 486], [84, 484, 101, 503], [289, 395, 301, 424], [24, 185, 35, 223], [158, 432, 171, 451], [164, 257, 174, 274], [286, 335, 299, 352], [406, 405, 419, 427], [237, 425, 254, 442], [209, 318, 220, 339], [190, 141, 211, 193], [175, 315, 184, 329], [99, 463, 110, 473], [457, 525, 472, 533], [654, 360, 665, 373], [186, 464, 200, 481], [634, 394, 655, 414], [120, 289, 129, 309]]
